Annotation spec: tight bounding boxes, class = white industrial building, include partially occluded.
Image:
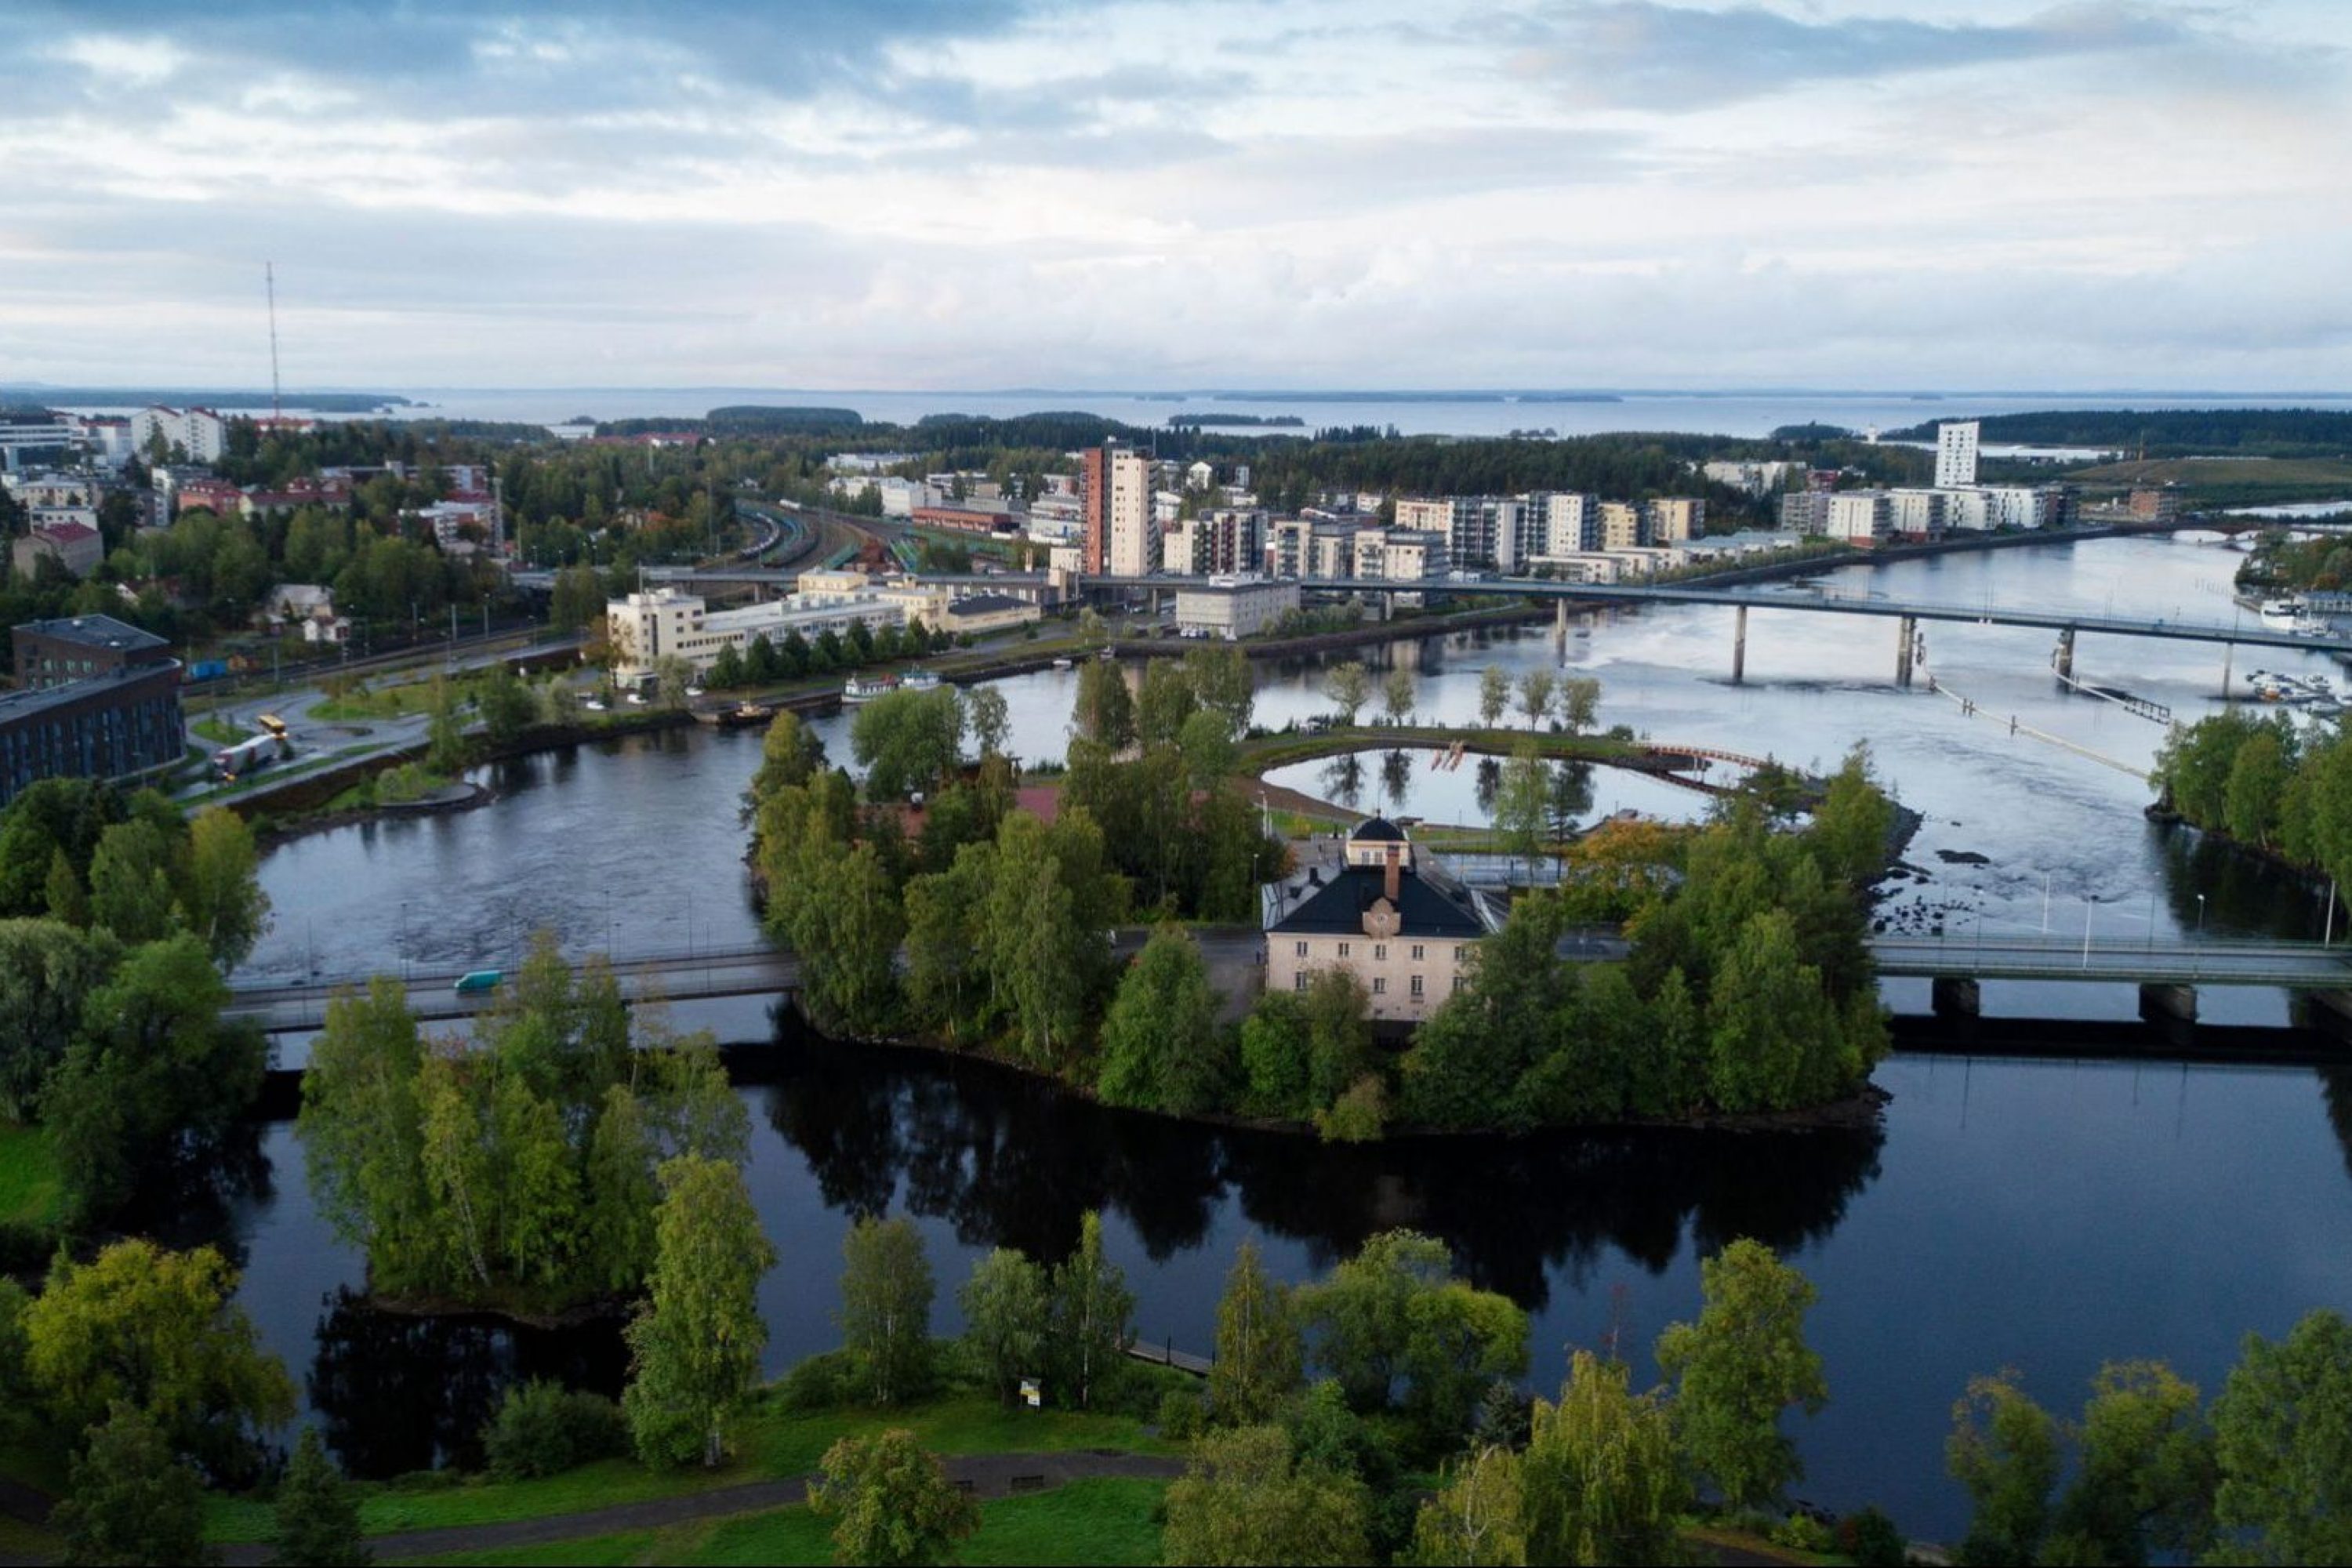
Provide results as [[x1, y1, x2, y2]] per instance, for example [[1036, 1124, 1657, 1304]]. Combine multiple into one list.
[[1174, 575, 1301, 640]]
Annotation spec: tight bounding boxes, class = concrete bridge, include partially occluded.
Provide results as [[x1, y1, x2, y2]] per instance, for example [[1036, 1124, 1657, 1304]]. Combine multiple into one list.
[[226, 946, 800, 1033]]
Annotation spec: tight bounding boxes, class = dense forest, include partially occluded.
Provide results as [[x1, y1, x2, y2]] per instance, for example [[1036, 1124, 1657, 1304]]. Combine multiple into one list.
[[1880, 408, 2352, 456]]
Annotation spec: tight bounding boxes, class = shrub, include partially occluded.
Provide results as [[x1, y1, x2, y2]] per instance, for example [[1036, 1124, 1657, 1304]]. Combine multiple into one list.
[[1315, 1075, 1388, 1144], [480, 1381, 630, 1480], [1838, 1505, 1907, 1566], [1769, 1512, 1836, 1554], [779, 1349, 859, 1412], [1158, 1388, 1207, 1441]]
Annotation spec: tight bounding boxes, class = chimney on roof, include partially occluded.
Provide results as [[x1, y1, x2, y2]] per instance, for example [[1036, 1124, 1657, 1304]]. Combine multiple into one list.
[[1384, 844, 1401, 905]]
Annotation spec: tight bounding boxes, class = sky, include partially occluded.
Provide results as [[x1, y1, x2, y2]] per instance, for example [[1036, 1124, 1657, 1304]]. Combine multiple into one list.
[[0, 0, 2347, 394]]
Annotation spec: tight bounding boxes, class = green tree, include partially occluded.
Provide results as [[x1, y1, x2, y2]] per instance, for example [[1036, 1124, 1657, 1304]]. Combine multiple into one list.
[[1407, 1444, 1526, 1567], [51, 1403, 217, 1568], [957, 1248, 1052, 1407], [1184, 644, 1254, 736], [1239, 990, 1312, 1118], [296, 980, 434, 1293], [1178, 707, 1239, 791], [180, 806, 270, 968], [1809, 745, 1895, 886], [624, 1156, 776, 1468], [747, 711, 826, 809], [2223, 726, 2293, 851], [1138, 659, 1201, 747], [1947, 1369, 2060, 1566], [45, 934, 267, 1222], [1325, 662, 1372, 725], [477, 662, 538, 746], [851, 688, 965, 801], [1493, 742, 1552, 875], [0, 918, 115, 1121], [1212, 1240, 1304, 1426], [1096, 925, 1227, 1115], [1300, 1229, 1451, 1414], [706, 641, 747, 690], [1653, 1238, 1826, 1508], [22, 1240, 296, 1486], [1049, 1210, 1134, 1411], [1478, 666, 1510, 728], [1382, 666, 1416, 725], [838, 1215, 935, 1407], [2209, 1308, 2352, 1566], [424, 675, 469, 773], [808, 1428, 981, 1567], [963, 684, 1011, 759], [1074, 658, 1136, 749], [1521, 1350, 1688, 1567], [271, 1428, 371, 1566], [1516, 669, 1556, 729], [2047, 1360, 2216, 1565], [1556, 674, 1601, 736], [1165, 1424, 1374, 1567], [86, 816, 181, 945]]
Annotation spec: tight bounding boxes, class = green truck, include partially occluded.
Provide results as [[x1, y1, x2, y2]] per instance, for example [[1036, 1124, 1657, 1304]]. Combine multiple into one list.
[[453, 970, 503, 996]]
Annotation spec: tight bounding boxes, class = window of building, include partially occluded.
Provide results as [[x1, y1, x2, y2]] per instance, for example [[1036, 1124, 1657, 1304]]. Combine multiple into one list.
[[1411, 944, 1424, 960], [1338, 942, 1351, 958], [1374, 944, 1386, 961], [1453, 975, 1467, 993], [1454, 946, 1469, 962], [1372, 977, 1386, 995], [1295, 941, 1308, 957], [1410, 975, 1424, 996], [1294, 972, 1308, 991]]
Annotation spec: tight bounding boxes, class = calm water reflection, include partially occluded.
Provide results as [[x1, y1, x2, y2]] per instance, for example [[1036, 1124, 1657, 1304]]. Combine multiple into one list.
[[216, 536, 2352, 1539]]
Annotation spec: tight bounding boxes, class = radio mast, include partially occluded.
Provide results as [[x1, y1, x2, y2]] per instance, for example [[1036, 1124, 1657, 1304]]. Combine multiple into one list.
[[265, 261, 282, 423]]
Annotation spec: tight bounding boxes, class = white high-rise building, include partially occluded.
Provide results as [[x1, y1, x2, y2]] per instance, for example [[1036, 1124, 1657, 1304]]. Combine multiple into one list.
[[1103, 448, 1156, 576], [1934, 421, 1980, 489], [131, 406, 227, 463]]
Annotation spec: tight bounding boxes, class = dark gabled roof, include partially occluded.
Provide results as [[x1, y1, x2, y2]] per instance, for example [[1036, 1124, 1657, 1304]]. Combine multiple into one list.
[[1349, 816, 1406, 843], [947, 593, 1030, 615], [1269, 865, 1486, 938]]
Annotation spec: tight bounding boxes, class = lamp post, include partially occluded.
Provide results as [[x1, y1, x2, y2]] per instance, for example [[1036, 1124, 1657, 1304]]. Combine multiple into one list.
[[2196, 894, 2206, 938], [2082, 896, 2096, 970], [400, 901, 410, 982]]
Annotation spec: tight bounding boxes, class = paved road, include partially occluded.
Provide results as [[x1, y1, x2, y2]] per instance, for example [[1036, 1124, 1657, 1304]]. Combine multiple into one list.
[[212, 1450, 1185, 1567], [1871, 933, 2352, 986]]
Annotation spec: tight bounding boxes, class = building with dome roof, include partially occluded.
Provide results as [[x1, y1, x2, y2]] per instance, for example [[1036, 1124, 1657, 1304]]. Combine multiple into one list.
[[1264, 816, 1498, 1023]]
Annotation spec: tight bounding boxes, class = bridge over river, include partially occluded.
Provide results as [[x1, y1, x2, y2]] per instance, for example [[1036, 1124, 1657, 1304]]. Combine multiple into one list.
[[227, 931, 2352, 1038]]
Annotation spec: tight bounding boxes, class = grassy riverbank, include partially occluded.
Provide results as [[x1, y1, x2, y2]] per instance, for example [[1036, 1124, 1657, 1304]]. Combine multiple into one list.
[[0, 1123, 63, 1227], [396, 1476, 1169, 1567], [201, 1391, 1178, 1545]]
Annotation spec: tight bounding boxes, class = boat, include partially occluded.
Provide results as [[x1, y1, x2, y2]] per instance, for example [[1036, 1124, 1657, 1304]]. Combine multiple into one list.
[[898, 669, 942, 692], [843, 674, 899, 703], [2259, 599, 2300, 630], [717, 701, 775, 730], [1051, 656, 1073, 670]]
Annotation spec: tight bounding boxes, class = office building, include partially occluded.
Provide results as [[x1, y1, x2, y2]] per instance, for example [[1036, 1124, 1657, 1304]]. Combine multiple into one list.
[[2, 616, 183, 806], [1174, 576, 1300, 640]]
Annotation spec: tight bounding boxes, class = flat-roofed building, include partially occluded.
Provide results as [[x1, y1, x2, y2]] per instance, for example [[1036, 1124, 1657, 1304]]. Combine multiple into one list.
[[1599, 502, 1644, 551], [2, 615, 182, 806], [1645, 497, 1705, 543], [1174, 575, 1299, 640], [1935, 420, 1980, 489], [1828, 491, 1890, 543], [605, 584, 905, 684]]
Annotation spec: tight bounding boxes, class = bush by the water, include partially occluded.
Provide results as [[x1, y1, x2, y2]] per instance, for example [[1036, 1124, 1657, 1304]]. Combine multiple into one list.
[[481, 1380, 631, 1479]]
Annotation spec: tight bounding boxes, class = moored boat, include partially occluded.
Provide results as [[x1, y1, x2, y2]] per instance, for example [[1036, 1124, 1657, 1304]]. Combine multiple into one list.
[[843, 674, 898, 702]]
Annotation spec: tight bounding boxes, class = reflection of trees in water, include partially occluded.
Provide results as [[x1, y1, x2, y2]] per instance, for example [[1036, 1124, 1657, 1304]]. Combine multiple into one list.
[[1475, 758, 1501, 817], [770, 1033, 1884, 1316], [1382, 750, 1414, 811], [125, 1125, 274, 1276], [1548, 762, 1595, 837], [2324, 1067, 2352, 1185], [2154, 819, 2328, 941], [307, 1292, 625, 1480], [1321, 753, 1366, 810]]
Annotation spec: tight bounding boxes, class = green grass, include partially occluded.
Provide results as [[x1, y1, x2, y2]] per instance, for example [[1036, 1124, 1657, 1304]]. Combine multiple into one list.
[[193, 716, 252, 746], [0, 1122, 63, 1226], [205, 1393, 1171, 1544], [0, 1509, 61, 1562], [394, 1477, 1168, 1567]]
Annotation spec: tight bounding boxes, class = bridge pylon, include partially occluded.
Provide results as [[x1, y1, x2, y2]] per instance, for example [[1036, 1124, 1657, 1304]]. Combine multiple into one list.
[[2053, 627, 2076, 681]]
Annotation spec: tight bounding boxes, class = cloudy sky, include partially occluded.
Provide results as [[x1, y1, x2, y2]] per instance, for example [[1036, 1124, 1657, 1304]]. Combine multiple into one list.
[[0, 0, 2346, 393]]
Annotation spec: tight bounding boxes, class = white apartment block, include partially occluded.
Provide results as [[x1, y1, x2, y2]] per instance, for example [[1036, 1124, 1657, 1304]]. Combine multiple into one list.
[[1939, 488, 1994, 532], [1350, 528, 1450, 583], [1935, 421, 1980, 489], [1701, 460, 1801, 495], [131, 405, 227, 463], [1827, 491, 1891, 543], [606, 578, 907, 683], [1164, 509, 1268, 576], [1886, 488, 1947, 537], [1539, 492, 1596, 556]]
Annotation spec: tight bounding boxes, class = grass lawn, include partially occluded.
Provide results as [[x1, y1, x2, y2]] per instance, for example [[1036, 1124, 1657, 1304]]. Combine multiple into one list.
[[193, 715, 252, 746], [310, 683, 442, 721], [394, 1477, 1168, 1567], [0, 1510, 61, 1563], [0, 1122, 63, 1226], [206, 1393, 1173, 1544]]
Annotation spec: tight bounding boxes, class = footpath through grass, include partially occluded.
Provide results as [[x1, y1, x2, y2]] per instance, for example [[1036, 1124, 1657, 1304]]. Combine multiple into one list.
[[204, 1392, 1173, 1545], [394, 1476, 1169, 1568], [0, 1123, 63, 1226]]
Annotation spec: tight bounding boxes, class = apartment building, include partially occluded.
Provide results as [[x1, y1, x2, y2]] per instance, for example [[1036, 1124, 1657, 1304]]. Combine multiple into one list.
[[1163, 508, 1268, 576], [131, 405, 227, 463], [1080, 443, 1156, 575], [1644, 497, 1705, 543], [1349, 528, 1450, 584], [1827, 491, 1891, 543], [1934, 421, 1980, 489], [1599, 502, 1644, 551]]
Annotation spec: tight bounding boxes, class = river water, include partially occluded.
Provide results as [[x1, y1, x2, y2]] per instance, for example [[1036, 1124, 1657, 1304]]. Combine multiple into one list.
[[220, 534, 2352, 1540]]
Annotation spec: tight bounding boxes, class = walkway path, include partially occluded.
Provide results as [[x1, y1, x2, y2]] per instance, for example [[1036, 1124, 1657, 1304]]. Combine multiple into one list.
[[210, 1450, 1184, 1567]]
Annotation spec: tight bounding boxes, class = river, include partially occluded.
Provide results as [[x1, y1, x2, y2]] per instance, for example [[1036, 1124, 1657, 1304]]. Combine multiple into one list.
[[218, 534, 2352, 1541]]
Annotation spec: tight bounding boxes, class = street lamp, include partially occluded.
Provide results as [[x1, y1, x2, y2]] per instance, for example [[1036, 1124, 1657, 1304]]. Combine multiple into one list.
[[2196, 894, 2206, 938], [2082, 896, 2096, 969]]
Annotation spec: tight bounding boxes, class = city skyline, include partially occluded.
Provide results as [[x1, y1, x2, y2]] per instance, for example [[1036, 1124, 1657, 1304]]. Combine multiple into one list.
[[2, 0, 2347, 393]]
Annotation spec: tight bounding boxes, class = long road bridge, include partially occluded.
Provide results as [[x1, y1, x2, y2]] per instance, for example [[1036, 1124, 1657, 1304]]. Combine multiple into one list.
[[227, 931, 2352, 1036], [592, 561, 2352, 683]]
